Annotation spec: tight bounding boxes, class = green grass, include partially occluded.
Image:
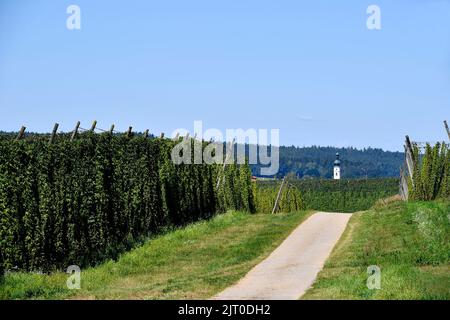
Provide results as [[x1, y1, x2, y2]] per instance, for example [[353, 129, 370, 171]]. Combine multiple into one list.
[[0, 210, 311, 300], [302, 199, 450, 300]]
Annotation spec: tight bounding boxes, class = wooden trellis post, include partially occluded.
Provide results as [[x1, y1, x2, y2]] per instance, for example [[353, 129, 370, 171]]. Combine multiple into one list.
[[70, 121, 80, 141], [399, 166, 409, 200], [404, 135, 415, 181], [216, 138, 236, 190], [144, 129, 149, 138], [49, 123, 59, 144], [90, 120, 97, 132], [444, 120, 450, 141], [272, 176, 286, 214], [15, 126, 26, 141], [400, 135, 417, 201], [109, 124, 115, 134], [127, 126, 133, 137]]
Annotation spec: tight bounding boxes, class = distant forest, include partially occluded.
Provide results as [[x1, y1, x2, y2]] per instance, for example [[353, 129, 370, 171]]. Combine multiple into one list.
[[251, 146, 404, 179]]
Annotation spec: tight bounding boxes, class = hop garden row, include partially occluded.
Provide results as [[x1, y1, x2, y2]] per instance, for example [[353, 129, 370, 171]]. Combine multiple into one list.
[[0, 133, 255, 273]]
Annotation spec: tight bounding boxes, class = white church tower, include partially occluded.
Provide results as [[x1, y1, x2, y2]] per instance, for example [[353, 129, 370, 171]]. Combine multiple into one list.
[[333, 152, 341, 180]]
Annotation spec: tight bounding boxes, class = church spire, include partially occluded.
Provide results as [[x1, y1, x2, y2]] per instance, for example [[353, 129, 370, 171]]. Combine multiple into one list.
[[333, 153, 341, 180]]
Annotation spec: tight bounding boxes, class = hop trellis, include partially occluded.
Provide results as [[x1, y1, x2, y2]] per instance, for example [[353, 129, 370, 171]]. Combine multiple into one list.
[[409, 142, 450, 201], [0, 128, 255, 272]]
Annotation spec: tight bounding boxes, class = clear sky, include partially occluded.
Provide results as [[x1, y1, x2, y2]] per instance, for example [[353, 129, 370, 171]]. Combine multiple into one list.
[[1, 0, 449, 151]]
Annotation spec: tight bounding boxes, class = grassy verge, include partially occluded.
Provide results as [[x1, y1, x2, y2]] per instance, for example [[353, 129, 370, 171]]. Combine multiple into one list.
[[0, 210, 311, 300], [302, 200, 450, 300]]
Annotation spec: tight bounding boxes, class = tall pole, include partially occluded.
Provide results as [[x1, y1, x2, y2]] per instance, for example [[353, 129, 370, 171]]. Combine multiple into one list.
[[404, 136, 414, 179], [444, 120, 450, 141], [272, 176, 286, 214], [49, 123, 59, 144], [90, 120, 97, 132], [216, 138, 236, 190], [15, 126, 26, 141], [70, 121, 80, 141]]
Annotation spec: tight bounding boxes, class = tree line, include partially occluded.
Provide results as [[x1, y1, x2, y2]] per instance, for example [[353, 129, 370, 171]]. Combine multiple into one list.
[[251, 145, 403, 179]]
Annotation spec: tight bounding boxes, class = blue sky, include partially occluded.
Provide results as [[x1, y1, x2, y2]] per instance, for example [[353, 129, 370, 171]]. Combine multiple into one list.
[[0, 0, 449, 151]]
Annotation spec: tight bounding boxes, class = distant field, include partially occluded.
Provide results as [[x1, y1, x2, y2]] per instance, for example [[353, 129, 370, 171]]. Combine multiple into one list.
[[303, 200, 450, 300], [257, 178, 399, 212]]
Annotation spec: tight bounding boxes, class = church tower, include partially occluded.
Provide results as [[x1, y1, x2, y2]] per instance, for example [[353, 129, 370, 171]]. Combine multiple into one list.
[[333, 152, 341, 180]]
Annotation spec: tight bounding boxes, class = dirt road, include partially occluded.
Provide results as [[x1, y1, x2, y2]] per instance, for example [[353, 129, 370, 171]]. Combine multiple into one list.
[[214, 212, 352, 300]]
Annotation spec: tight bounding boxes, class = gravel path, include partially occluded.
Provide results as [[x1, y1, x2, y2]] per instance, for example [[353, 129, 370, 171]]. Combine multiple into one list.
[[214, 212, 352, 300]]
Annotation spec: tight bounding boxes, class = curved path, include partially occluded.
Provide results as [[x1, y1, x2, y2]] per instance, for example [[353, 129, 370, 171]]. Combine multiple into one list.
[[214, 212, 352, 300]]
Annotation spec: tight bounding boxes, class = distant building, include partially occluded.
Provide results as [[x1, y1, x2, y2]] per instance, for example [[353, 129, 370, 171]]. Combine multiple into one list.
[[333, 153, 341, 180]]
